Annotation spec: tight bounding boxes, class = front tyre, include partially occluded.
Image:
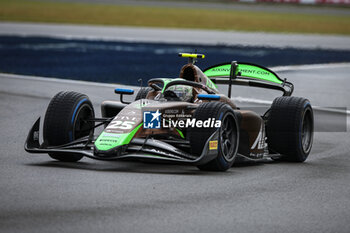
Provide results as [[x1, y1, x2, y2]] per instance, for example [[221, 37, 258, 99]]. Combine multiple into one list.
[[43, 91, 95, 162], [266, 96, 313, 162], [190, 102, 239, 171]]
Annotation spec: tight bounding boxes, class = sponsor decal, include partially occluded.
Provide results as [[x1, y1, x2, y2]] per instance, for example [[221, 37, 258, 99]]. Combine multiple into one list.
[[143, 110, 161, 129], [143, 108, 221, 129], [102, 133, 121, 138], [239, 68, 270, 76], [135, 100, 151, 109], [106, 120, 135, 130], [250, 125, 265, 150], [212, 68, 230, 72], [163, 118, 221, 128], [209, 140, 218, 150]]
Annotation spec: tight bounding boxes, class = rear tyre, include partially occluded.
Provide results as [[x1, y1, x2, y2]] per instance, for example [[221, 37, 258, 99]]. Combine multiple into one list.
[[266, 96, 313, 162], [135, 87, 153, 100], [190, 102, 239, 171], [43, 91, 95, 162]]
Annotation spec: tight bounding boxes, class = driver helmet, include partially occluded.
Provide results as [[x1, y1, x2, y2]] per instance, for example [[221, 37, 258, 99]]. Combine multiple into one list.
[[167, 85, 193, 102]]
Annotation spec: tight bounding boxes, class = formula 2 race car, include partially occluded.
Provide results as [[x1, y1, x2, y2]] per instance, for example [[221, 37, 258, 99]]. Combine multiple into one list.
[[25, 53, 314, 171]]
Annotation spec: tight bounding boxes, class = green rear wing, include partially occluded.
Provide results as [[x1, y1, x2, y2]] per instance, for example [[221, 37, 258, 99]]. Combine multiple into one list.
[[203, 62, 294, 96]]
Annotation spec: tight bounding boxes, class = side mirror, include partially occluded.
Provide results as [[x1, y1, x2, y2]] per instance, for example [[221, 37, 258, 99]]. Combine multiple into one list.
[[114, 88, 134, 95], [114, 88, 134, 104], [197, 94, 220, 101]]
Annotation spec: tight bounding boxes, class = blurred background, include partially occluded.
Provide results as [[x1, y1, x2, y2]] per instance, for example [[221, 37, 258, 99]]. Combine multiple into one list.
[[0, 0, 349, 85], [1, 3, 350, 233]]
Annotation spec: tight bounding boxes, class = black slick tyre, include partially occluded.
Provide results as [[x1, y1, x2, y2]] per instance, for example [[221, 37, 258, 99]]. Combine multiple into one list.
[[190, 102, 239, 171], [266, 96, 313, 162], [135, 87, 153, 100], [43, 91, 95, 162]]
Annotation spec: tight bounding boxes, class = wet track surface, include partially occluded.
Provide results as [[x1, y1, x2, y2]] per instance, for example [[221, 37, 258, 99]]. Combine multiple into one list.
[[0, 65, 350, 233], [2, 22, 350, 50]]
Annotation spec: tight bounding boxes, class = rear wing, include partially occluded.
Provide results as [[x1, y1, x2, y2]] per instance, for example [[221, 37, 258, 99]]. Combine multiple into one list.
[[203, 62, 294, 97]]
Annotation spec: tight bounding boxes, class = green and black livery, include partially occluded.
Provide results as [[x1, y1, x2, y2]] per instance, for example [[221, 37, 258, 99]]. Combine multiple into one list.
[[25, 53, 313, 171]]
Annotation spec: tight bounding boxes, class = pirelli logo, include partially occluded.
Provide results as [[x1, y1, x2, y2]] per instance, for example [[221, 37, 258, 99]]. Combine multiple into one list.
[[209, 140, 218, 150]]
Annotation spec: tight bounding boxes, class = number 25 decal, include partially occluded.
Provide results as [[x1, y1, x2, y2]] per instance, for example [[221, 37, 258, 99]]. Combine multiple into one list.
[[106, 121, 135, 130]]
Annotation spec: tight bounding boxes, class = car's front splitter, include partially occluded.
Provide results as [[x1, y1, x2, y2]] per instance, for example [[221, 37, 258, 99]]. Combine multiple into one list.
[[25, 117, 219, 165]]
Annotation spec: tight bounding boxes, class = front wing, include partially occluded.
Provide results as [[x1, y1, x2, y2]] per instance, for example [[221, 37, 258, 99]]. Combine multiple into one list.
[[25, 118, 219, 165]]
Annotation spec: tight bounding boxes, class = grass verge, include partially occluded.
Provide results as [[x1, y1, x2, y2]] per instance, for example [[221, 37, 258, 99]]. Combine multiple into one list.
[[0, 0, 349, 35]]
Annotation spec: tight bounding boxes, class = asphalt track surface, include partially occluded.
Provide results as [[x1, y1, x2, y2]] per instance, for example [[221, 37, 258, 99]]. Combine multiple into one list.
[[1, 22, 350, 50], [0, 64, 350, 233]]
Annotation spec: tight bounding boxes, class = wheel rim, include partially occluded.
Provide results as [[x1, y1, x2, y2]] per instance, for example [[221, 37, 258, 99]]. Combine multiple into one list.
[[73, 104, 94, 140], [219, 112, 238, 162], [301, 109, 313, 153]]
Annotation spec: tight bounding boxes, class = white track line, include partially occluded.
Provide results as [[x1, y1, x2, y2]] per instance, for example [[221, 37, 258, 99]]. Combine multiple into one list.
[[232, 96, 350, 115], [232, 96, 273, 105], [272, 63, 350, 72], [0, 72, 126, 88]]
